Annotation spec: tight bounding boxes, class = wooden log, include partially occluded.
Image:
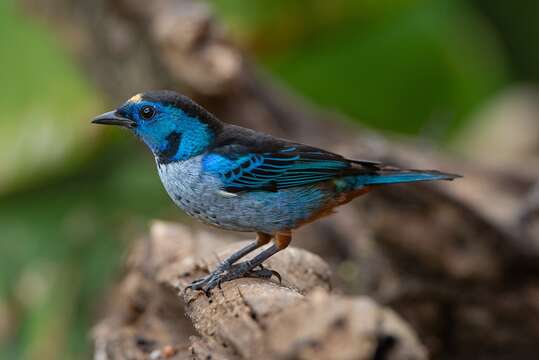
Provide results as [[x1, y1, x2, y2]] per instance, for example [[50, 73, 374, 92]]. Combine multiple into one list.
[[93, 221, 427, 359]]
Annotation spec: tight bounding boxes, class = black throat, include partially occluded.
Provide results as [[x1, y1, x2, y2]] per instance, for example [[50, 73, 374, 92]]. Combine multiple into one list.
[[157, 131, 182, 164]]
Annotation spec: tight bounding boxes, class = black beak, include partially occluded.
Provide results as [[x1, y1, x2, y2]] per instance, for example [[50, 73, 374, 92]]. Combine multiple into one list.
[[92, 111, 136, 128]]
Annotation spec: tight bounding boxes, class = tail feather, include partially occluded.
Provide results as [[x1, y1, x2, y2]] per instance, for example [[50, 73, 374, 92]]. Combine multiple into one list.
[[357, 169, 461, 186]]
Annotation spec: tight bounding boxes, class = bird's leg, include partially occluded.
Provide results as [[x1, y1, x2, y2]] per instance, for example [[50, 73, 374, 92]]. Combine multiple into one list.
[[193, 232, 291, 295], [186, 232, 272, 292]]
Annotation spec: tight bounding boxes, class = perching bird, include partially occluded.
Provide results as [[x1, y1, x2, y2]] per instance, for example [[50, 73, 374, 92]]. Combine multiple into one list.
[[92, 90, 459, 294]]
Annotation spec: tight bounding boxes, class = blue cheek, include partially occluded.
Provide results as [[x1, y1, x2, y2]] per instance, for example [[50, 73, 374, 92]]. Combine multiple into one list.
[[135, 119, 174, 151], [175, 118, 212, 160], [132, 105, 213, 161]]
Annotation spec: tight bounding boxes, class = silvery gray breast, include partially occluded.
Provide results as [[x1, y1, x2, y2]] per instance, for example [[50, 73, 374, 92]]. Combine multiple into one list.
[[157, 156, 270, 232], [156, 156, 230, 228], [156, 155, 330, 234]]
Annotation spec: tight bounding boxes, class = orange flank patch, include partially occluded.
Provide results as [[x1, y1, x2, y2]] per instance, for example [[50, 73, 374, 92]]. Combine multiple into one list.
[[275, 231, 292, 249], [337, 185, 377, 205], [295, 185, 376, 228]]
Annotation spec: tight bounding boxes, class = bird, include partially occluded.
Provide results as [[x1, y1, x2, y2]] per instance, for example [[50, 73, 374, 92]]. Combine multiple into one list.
[[92, 90, 460, 295]]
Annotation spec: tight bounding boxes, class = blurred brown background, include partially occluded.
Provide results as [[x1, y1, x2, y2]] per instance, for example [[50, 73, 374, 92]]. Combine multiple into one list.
[[1, 0, 539, 358]]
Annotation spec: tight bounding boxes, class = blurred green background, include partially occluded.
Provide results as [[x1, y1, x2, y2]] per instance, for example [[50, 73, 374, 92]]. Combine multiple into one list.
[[0, 0, 537, 358]]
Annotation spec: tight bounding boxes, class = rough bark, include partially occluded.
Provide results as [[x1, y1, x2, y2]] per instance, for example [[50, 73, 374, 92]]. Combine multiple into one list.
[[23, 0, 539, 358], [93, 221, 427, 360]]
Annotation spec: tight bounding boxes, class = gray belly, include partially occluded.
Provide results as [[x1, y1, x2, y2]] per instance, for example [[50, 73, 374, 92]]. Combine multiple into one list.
[[156, 157, 330, 233]]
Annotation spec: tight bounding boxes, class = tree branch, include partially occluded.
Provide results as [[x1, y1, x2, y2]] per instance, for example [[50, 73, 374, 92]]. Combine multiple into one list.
[[94, 222, 427, 359]]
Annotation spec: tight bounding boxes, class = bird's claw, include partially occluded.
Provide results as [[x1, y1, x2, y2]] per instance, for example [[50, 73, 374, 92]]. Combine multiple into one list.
[[185, 263, 282, 297], [254, 263, 282, 283], [184, 271, 223, 297], [271, 270, 282, 284], [245, 267, 281, 283]]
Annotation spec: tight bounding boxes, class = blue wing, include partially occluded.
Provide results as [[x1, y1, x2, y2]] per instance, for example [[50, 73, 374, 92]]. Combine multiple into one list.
[[202, 123, 458, 193], [203, 145, 373, 193]]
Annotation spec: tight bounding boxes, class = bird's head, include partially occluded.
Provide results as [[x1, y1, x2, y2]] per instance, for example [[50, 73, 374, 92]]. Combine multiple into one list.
[[92, 90, 222, 163]]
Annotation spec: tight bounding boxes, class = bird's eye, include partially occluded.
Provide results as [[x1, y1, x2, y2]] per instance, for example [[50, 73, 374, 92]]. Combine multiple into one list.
[[139, 105, 156, 120]]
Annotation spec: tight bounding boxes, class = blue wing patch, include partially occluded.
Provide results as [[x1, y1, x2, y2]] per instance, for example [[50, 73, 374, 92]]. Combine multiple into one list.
[[203, 147, 354, 193]]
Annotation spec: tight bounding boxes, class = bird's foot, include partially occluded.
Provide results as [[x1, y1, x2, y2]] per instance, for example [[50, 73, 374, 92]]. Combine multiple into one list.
[[247, 264, 282, 283], [185, 261, 230, 295], [185, 262, 281, 297]]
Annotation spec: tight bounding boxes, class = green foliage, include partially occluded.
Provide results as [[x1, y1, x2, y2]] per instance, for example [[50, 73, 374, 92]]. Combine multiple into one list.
[[0, 0, 101, 194], [212, 0, 507, 138], [0, 145, 176, 358], [0, 6, 175, 357]]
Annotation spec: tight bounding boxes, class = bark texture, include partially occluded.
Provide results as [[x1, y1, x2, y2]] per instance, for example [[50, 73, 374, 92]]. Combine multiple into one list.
[[93, 221, 426, 360], [23, 0, 539, 358]]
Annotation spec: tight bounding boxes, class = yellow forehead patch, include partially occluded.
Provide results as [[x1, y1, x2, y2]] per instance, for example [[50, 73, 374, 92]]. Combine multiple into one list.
[[128, 94, 143, 103]]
